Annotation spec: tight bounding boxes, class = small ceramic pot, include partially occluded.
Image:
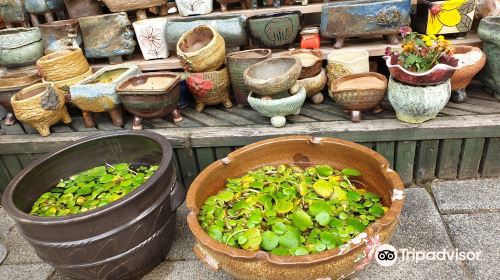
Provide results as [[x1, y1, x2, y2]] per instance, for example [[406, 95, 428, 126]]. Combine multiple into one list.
[[286, 49, 323, 79], [300, 26, 321, 49], [70, 64, 141, 128], [24, 0, 66, 26], [383, 55, 460, 86], [116, 72, 183, 130], [166, 15, 248, 50], [0, 71, 41, 125], [36, 48, 90, 81], [296, 68, 327, 104], [216, 0, 251, 12], [226, 49, 272, 107], [388, 76, 451, 124], [330, 73, 387, 122], [0, 0, 30, 28], [78, 12, 137, 64], [177, 25, 225, 72], [186, 66, 233, 112], [175, 0, 212, 17], [101, 0, 168, 20], [327, 50, 369, 85], [38, 19, 81, 54], [243, 57, 302, 96], [478, 16, 500, 99], [321, 0, 410, 48], [0, 27, 44, 68], [247, 11, 302, 49], [450, 46, 486, 103], [247, 85, 306, 127], [49, 67, 92, 98], [133, 17, 168, 60], [11, 82, 71, 136], [63, 0, 103, 19]]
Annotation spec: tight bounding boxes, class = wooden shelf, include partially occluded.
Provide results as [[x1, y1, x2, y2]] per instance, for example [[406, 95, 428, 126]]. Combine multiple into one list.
[[91, 33, 483, 72]]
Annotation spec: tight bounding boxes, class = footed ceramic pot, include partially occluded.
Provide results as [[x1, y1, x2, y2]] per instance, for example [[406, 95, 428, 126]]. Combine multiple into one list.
[[133, 17, 168, 60], [388, 76, 451, 124], [450, 46, 486, 103], [63, 0, 103, 19], [177, 25, 226, 72], [0, 27, 44, 68], [36, 48, 90, 81], [296, 68, 327, 104], [226, 49, 272, 107], [70, 64, 141, 128], [38, 19, 81, 54], [175, 0, 213, 17], [247, 86, 306, 128], [286, 49, 323, 79], [24, 0, 66, 26], [327, 50, 369, 86], [11, 82, 71, 136], [0, 70, 41, 125], [101, 0, 168, 20], [186, 66, 233, 112], [48, 67, 92, 99], [321, 0, 411, 48], [247, 11, 302, 49], [478, 16, 500, 99], [116, 72, 183, 130], [0, 0, 30, 28], [187, 136, 404, 279]]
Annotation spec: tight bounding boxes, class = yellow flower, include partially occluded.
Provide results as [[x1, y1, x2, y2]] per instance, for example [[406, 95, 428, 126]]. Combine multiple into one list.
[[438, 35, 445, 41], [426, 0, 467, 35], [425, 40, 433, 47]]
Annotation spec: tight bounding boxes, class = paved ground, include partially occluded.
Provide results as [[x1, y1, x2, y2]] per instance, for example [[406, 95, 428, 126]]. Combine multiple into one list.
[[0, 178, 499, 280]]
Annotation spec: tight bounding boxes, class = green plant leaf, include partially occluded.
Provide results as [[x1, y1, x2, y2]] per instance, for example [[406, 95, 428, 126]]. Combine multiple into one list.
[[272, 222, 287, 235], [292, 209, 313, 231], [346, 191, 361, 202], [261, 231, 279, 251], [274, 200, 294, 214], [313, 180, 333, 198], [316, 165, 333, 176], [315, 212, 331, 226], [309, 202, 332, 216], [294, 247, 309, 256], [369, 205, 385, 217], [99, 174, 114, 184], [240, 228, 262, 251], [347, 217, 366, 233], [341, 168, 361, 176], [279, 229, 300, 249]]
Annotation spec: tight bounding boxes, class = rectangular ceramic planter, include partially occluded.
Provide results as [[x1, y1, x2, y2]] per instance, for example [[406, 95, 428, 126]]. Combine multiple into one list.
[[133, 17, 168, 60], [247, 11, 301, 49]]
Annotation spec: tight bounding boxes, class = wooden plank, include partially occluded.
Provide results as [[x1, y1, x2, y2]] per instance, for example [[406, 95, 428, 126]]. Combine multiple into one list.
[[215, 147, 232, 160], [143, 118, 177, 128], [203, 108, 255, 126], [1, 154, 23, 179], [480, 137, 500, 177], [182, 107, 232, 126], [20, 123, 39, 134], [375, 142, 395, 168], [395, 141, 417, 186], [17, 153, 39, 168], [440, 107, 476, 116], [414, 140, 440, 184], [467, 88, 498, 101], [225, 106, 268, 124], [195, 147, 216, 171], [300, 106, 347, 121], [436, 139, 462, 180], [1, 122, 25, 135], [465, 97, 500, 110], [359, 142, 373, 149], [172, 116, 203, 128], [306, 102, 351, 120], [175, 148, 199, 188], [287, 114, 317, 123], [0, 157, 12, 193], [51, 123, 74, 133], [458, 138, 485, 179], [95, 113, 123, 131], [445, 102, 500, 114], [70, 115, 98, 132]]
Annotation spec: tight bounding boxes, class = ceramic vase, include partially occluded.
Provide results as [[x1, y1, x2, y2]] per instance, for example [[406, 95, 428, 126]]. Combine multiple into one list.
[[0, 27, 44, 68], [63, 0, 103, 19], [478, 16, 500, 99], [0, 0, 30, 28], [38, 19, 81, 54], [247, 11, 302, 49], [175, 0, 212, 17], [24, 0, 66, 26], [133, 17, 168, 60], [327, 50, 369, 86]]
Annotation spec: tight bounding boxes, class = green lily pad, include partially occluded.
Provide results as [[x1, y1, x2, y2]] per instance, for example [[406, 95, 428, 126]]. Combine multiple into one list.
[[369, 205, 385, 217], [341, 168, 361, 176], [315, 212, 331, 226], [240, 228, 262, 251], [316, 165, 334, 177], [275, 200, 294, 214], [313, 180, 333, 198], [292, 209, 313, 231], [261, 231, 279, 251]]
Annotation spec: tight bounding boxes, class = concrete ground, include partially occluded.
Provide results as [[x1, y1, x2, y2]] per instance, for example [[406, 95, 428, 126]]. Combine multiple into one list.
[[0, 178, 499, 280]]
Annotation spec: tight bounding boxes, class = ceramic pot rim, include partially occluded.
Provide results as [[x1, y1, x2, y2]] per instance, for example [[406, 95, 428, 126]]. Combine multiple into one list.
[[176, 25, 219, 57], [0, 27, 42, 49], [327, 50, 369, 64], [383, 56, 461, 76], [11, 82, 51, 104], [37, 48, 82, 64], [38, 19, 79, 28], [226, 49, 272, 59], [246, 10, 302, 20], [132, 17, 168, 26], [168, 14, 245, 23], [330, 72, 388, 93], [76, 64, 139, 86], [287, 49, 324, 66], [453, 46, 486, 66], [44, 68, 93, 85], [78, 11, 128, 22], [116, 72, 181, 94], [186, 136, 405, 265]]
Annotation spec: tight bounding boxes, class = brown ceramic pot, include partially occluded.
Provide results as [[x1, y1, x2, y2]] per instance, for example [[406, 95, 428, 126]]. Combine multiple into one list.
[[0, 71, 41, 125], [296, 68, 327, 104], [38, 19, 81, 54], [63, 0, 103, 19], [450, 46, 487, 103], [187, 136, 404, 280], [286, 49, 323, 79]]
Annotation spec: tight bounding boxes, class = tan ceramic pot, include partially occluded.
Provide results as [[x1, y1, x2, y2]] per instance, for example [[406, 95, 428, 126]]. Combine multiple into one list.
[[296, 68, 327, 104], [187, 136, 405, 280], [186, 66, 233, 112], [177, 25, 226, 72], [36, 48, 90, 81], [450, 46, 487, 103], [286, 49, 324, 79], [243, 57, 302, 96]]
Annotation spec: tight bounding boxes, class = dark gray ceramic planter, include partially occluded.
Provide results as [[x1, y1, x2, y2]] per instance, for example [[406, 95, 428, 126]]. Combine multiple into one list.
[[247, 11, 301, 49], [478, 16, 500, 99]]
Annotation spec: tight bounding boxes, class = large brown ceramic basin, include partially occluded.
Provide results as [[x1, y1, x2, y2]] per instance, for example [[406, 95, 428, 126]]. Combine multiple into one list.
[[187, 136, 404, 280]]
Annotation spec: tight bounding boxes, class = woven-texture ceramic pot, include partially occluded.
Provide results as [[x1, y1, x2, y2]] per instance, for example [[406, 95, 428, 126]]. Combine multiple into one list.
[[0, 27, 44, 68], [186, 135, 404, 279], [388, 76, 451, 124], [450, 46, 486, 103], [36, 48, 89, 81], [478, 16, 500, 99], [186, 66, 233, 112], [177, 25, 226, 72]]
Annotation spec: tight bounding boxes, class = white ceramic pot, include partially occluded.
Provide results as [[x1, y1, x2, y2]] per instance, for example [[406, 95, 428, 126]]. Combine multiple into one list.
[[326, 50, 369, 82], [133, 17, 169, 60], [175, 0, 213, 17]]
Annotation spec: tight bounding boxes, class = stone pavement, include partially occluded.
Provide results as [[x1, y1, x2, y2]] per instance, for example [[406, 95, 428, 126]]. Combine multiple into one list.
[[0, 178, 499, 280]]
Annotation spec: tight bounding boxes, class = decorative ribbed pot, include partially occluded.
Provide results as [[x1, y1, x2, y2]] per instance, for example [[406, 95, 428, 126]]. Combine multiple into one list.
[[296, 68, 327, 104], [0, 0, 30, 28], [36, 48, 90, 81], [11, 82, 71, 136], [177, 25, 226, 72], [63, 0, 103, 19], [478, 16, 500, 99], [186, 66, 233, 112], [287, 49, 323, 79], [247, 11, 301, 49], [388, 76, 451, 123], [450, 46, 486, 103], [0, 27, 44, 68], [187, 136, 404, 279], [2, 131, 185, 279], [0, 71, 41, 125], [116, 72, 183, 130], [101, 0, 168, 20], [24, 0, 66, 26], [175, 0, 213, 17], [226, 49, 272, 107], [78, 13, 137, 64], [70, 64, 141, 128], [133, 17, 168, 61], [38, 19, 81, 54]]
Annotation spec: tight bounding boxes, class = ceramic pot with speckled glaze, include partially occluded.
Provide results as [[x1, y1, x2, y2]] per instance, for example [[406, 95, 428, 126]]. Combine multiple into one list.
[[247, 11, 302, 49], [38, 19, 81, 54], [0, 0, 30, 28], [0, 27, 44, 68], [186, 65, 233, 112], [24, 0, 66, 26], [186, 135, 405, 279], [388, 76, 451, 124], [450, 46, 486, 103], [478, 16, 500, 100]]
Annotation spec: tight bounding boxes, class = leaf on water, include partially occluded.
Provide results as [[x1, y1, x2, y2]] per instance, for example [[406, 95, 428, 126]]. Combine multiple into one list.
[[369, 205, 385, 217], [240, 228, 262, 251], [346, 191, 361, 202], [341, 168, 361, 176], [272, 222, 287, 235], [274, 200, 294, 214], [261, 231, 279, 251], [316, 165, 334, 177], [292, 209, 313, 231], [315, 212, 331, 226], [313, 180, 334, 198]]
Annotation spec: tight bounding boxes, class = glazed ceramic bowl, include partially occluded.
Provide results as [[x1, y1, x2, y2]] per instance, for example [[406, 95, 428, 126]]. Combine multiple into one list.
[[177, 25, 226, 72], [0, 27, 44, 68], [287, 49, 324, 79], [187, 135, 404, 280], [247, 11, 301, 49], [450, 46, 486, 102], [296, 68, 327, 104], [244, 57, 302, 96]]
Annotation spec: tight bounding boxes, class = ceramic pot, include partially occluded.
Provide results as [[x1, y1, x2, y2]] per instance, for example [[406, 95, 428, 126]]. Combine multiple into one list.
[[133, 17, 168, 61], [327, 50, 369, 86], [11, 82, 71, 136], [63, 0, 103, 19], [248, 85, 306, 127], [186, 65, 233, 112], [0, 27, 44, 68], [300, 25, 321, 49], [175, 0, 213, 17], [244, 57, 302, 97], [450, 46, 486, 103], [321, 0, 411, 48], [0, 70, 41, 125], [226, 49, 272, 107], [177, 25, 225, 72], [247, 11, 301, 49], [78, 13, 137, 64], [36, 48, 89, 81], [413, 0, 476, 37], [116, 72, 183, 130], [187, 136, 404, 279], [286, 49, 323, 79], [70, 64, 141, 128], [476, 0, 500, 19], [101, 0, 168, 20], [330, 73, 387, 122], [166, 15, 247, 50], [216, 0, 251, 12], [296, 68, 327, 104], [49, 67, 92, 98], [24, 0, 66, 26], [2, 131, 185, 279], [478, 16, 500, 99], [0, 0, 30, 28], [38, 19, 81, 54], [388, 76, 451, 123]]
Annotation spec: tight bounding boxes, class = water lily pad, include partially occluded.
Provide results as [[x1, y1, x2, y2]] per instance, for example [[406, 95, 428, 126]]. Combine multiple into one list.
[[316, 165, 334, 177], [272, 222, 287, 235], [241, 228, 262, 251], [275, 200, 294, 214], [315, 212, 331, 226], [341, 168, 361, 176], [261, 231, 279, 251], [292, 210, 313, 231], [369, 205, 385, 217], [313, 180, 333, 198]]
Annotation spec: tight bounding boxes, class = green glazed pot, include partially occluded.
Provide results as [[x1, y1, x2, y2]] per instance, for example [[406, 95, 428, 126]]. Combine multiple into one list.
[[388, 76, 451, 124], [477, 16, 500, 100], [247, 11, 301, 49], [0, 27, 44, 68]]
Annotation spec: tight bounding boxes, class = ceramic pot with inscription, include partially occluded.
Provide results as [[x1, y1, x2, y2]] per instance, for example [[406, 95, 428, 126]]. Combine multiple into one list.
[[247, 11, 302, 49]]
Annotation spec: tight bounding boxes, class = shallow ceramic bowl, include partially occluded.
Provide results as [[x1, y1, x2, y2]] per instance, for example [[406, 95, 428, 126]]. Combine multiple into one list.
[[451, 46, 486, 91], [187, 135, 404, 280], [287, 49, 324, 79], [383, 56, 459, 86], [244, 57, 302, 96], [0, 27, 44, 68], [330, 72, 387, 111]]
